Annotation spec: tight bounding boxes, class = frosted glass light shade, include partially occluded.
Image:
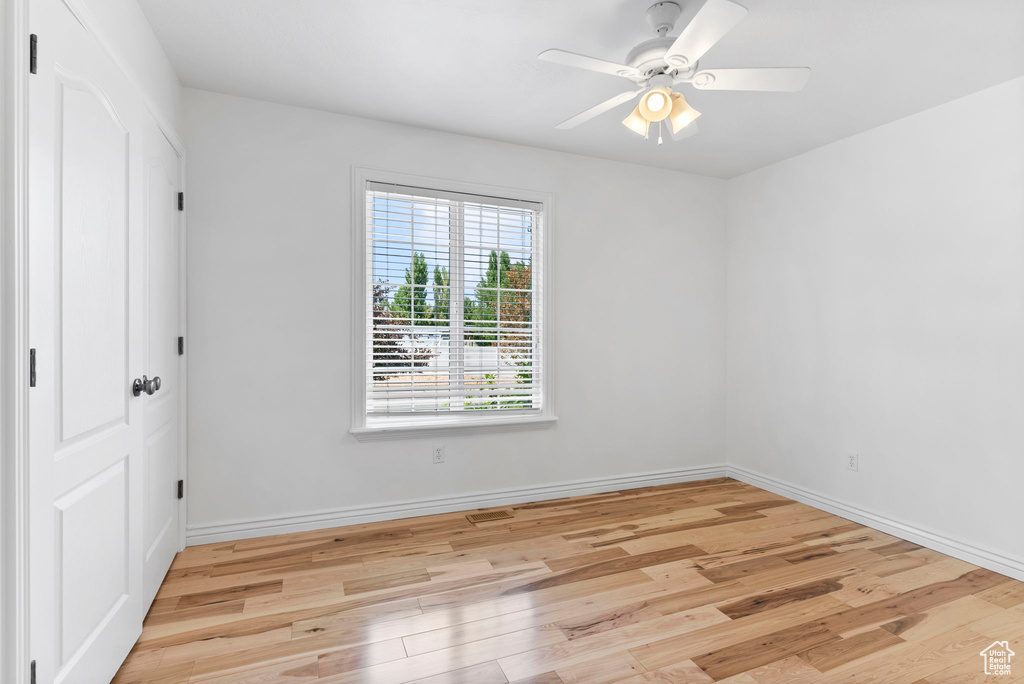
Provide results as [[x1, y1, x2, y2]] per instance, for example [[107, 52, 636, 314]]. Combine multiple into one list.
[[621, 105, 650, 137], [668, 93, 701, 134], [639, 87, 673, 122]]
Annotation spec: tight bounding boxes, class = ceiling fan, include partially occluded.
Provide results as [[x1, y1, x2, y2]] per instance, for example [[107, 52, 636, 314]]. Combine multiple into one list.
[[538, 0, 810, 143]]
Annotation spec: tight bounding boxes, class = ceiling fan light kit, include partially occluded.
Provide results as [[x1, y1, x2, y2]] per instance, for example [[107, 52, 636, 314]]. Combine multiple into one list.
[[623, 87, 700, 143], [538, 0, 811, 144]]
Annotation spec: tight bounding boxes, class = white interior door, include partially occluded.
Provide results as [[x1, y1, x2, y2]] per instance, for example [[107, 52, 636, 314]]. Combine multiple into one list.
[[28, 0, 146, 681], [142, 118, 182, 609]]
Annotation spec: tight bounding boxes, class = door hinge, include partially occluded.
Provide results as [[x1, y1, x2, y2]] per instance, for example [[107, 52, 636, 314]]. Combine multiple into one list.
[[30, 660, 37, 684], [177, 192, 184, 211], [29, 34, 37, 74], [29, 349, 36, 387], [178, 336, 184, 356], [177, 480, 184, 500]]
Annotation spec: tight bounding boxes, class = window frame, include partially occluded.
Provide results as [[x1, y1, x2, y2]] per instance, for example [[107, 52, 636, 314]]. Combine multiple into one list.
[[350, 167, 556, 441]]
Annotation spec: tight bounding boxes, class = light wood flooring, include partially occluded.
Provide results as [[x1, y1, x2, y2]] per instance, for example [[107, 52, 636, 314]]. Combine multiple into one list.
[[113, 478, 1024, 683]]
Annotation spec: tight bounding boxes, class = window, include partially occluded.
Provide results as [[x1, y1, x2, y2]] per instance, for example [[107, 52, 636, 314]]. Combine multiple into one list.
[[351, 171, 553, 438]]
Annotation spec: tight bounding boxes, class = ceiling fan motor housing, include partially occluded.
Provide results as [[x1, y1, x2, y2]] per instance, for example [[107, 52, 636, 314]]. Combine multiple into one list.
[[625, 37, 697, 81]]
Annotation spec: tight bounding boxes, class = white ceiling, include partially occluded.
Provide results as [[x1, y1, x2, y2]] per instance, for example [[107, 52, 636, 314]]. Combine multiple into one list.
[[139, 0, 1024, 178]]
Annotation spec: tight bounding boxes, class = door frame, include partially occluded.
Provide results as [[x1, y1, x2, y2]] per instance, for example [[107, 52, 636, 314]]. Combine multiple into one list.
[[172, 130, 187, 554], [1, 0, 187, 679], [3, 1, 32, 683]]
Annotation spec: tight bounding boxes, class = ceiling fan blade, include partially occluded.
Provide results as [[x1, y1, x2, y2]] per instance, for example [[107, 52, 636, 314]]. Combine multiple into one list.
[[556, 89, 644, 129], [671, 121, 699, 141], [691, 67, 811, 91], [539, 49, 640, 79], [664, 0, 747, 70]]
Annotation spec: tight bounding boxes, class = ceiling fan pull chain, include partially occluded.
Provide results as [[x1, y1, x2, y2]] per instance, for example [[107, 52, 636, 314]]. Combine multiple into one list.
[[658, 120, 664, 145]]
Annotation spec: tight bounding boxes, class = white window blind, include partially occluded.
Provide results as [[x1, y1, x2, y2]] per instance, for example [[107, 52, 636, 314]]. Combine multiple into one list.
[[365, 181, 544, 417]]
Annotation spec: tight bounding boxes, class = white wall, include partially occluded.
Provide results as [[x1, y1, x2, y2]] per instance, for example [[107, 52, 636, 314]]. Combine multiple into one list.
[[727, 77, 1024, 567], [183, 88, 728, 539]]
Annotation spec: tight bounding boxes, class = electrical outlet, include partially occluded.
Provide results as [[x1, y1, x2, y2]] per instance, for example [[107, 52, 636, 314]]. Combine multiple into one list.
[[847, 453, 859, 471], [432, 445, 445, 464]]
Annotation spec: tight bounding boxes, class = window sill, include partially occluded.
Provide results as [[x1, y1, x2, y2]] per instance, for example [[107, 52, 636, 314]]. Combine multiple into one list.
[[350, 415, 558, 442]]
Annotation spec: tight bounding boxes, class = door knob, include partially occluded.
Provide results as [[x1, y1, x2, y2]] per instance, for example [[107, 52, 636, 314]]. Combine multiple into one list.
[[132, 375, 162, 397]]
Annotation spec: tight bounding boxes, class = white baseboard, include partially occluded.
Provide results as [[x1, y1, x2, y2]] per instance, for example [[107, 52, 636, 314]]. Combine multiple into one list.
[[185, 463, 729, 546], [727, 464, 1024, 583]]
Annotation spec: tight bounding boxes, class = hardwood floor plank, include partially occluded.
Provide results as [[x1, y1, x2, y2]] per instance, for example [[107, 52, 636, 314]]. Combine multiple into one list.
[[872, 540, 925, 556], [110, 649, 179, 684], [554, 600, 664, 641], [110, 478, 1022, 684], [401, 577, 674, 657], [498, 605, 729, 681], [814, 626, 991, 683], [814, 569, 1009, 638], [692, 622, 842, 680], [649, 579, 761, 616], [187, 631, 403, 680], [149, 596, 183, 615], [175, 579, 283, 609], [189, 655, 319, 683], [415, 565, 622, 614], [859, 552, 932, 579], [640, 560, 707, 586], [695, 555, 793, 584], [966, 601, 1024, 641], [160, 626, 292, 667], [797, 627, 905, 671], [628, 595, 847, 671], [324, 624, 568, 684], [409, 661, 509, 684], [507, 673, 565, 684], [555, 651, 646, 684], [110, 660, 194, 684], [544, 548, 631, 573], [975, 580, 1024, 609], [717, 577, 844, 619], [343, 567, 432, 595], [316, 637, 409, 677], [743, 655, 823, 684], [878, 595, 1003, 643], [615, 659, 714, 683], [208, 551, 314, 578], [143, 599, 246, 628], [775, 546, 838, 565], [502, 546, 706, 596]]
